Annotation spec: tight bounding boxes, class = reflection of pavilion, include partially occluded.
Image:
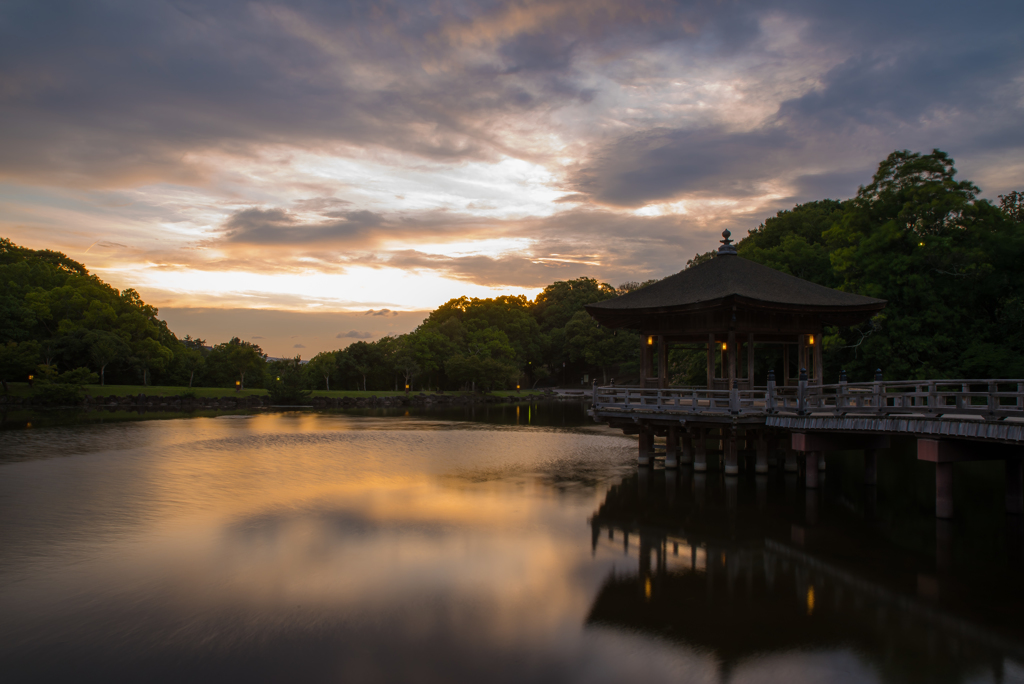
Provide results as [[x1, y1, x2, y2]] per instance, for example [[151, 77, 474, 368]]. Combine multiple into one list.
[[586, 469, 1024, 683]]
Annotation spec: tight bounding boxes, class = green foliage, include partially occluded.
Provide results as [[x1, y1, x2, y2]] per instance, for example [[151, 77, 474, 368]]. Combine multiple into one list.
[[0, 340, 40, 392], [736, 149, 1024, 381], [267, 356, 312, 404], [205, 337, 266, 389], [306, 351, 338, 391]]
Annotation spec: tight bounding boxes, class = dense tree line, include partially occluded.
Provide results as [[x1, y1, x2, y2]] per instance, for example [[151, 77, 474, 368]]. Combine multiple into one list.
[[671, 149, 1024, 383], [3, 149, 1023, 394], [0, 236, 641, 392]]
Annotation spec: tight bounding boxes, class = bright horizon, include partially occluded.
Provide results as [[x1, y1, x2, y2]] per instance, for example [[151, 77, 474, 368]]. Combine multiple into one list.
[[3, 0, 1022, 357]]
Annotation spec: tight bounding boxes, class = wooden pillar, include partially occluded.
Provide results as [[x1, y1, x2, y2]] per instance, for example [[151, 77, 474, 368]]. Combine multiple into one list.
[[747, 333, 755, 390], [936, 462, 953, 519], [1007, 459, 1023, 514], [727, 331, 737, 385], [805, 451, 820, 488], [707, 334, 715, 388], [864, 449, 878, 485], [638, 426, 653, 466], [658, 336, 668, 389], [724, 427, 738, 475], [680, 431, 693, 465], [641, 336, 654, 385], [665, 425, 679, 468], [785, 448, 798, 473], [798, 335, 806, 376], [783, 344, 791, 387], [755, 432, 769, 474], [693, 428, 707, 472], [813, 335, 823, 386]]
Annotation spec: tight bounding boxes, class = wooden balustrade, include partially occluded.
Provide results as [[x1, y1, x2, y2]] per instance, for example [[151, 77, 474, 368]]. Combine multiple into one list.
[[592, 379, 1024, 419]]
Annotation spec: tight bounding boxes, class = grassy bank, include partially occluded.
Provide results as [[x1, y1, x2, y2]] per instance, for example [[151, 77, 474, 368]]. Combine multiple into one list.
[[2, 383, 552, 400]]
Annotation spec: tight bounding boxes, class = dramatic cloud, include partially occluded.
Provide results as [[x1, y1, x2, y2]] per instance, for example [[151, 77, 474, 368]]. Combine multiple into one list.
[[1, 0, 1021, 345]]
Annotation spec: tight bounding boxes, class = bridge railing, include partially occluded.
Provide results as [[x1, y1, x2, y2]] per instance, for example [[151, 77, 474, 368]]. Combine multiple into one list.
[[592, 380, 1024, 418]]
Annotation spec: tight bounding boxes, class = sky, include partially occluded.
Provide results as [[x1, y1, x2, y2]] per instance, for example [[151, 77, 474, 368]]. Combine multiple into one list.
[[2, 0, 1022, 357]]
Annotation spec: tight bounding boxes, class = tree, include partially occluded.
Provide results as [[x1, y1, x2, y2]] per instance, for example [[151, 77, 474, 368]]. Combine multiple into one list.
[[268, 356, 311, 404], [130, 337, 174, 387], [206, 338, 267, 389], [307, 351, 337, 391], [563, 310, 638, 384], [0, 340, 39, 392], [179, 347, 205, 388], [87, 331, 130, 386]]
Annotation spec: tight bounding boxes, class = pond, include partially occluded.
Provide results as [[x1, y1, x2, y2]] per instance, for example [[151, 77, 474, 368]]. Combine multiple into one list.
[[2, 407, 1023, 683]]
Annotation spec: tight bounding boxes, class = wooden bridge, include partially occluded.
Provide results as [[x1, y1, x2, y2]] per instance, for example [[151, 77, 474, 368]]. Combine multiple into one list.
[[589, 375, 1024, 519]]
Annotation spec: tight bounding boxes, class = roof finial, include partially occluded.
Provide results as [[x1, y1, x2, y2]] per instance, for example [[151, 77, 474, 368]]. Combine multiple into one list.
[[718, 229, 737, 255]]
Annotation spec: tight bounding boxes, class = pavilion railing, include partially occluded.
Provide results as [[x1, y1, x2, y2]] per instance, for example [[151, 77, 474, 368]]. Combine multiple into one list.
[[592, 380, 1024, 419]]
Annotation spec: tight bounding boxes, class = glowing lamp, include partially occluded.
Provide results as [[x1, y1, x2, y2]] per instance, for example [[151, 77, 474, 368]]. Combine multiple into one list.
[[647, 336, 653, 345], [721, 342, 727, 351], [27, 375, 33, 380], [276, 376, 280, 381], [809, 335, 815, 345]]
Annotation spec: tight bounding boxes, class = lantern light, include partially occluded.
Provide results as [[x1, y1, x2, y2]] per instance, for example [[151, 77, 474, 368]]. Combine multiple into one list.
[[647, 336, 653, 345], [809, 335, 815, 345], [721, 342, 727, 351]]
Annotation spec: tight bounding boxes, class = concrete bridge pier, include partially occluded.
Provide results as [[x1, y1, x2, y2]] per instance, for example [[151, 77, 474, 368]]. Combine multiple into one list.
[[784, 449, 799, 473], [864, 449, 879, 485], [792, 432, 891, 492], [665, 425, 680, 468], [918, 439, 1024, 518], [638, 426, 654, 466], [724, 428, 739, 476], [755, 432, 769, 474], [680, 431, 694, 465], [805, 451, 821, 489], [693, 428, 708, 472]]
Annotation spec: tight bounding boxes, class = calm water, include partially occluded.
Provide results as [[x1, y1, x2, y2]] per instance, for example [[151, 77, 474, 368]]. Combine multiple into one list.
[[2, 408, 1024, 683]]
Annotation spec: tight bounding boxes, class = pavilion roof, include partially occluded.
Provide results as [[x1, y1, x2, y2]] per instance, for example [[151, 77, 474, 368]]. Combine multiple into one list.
[[586, 254, 885, 321]]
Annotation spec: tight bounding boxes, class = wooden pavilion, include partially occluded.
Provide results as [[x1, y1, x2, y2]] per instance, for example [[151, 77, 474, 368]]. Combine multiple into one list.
[[585, 230, 886, 388]]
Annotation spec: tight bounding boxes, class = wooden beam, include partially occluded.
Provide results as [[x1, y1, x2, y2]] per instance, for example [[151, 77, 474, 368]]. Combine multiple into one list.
[[747, 333, 755, 390], [813, 336, 823, 385], [728, 330, 736, 385], [917, 439, 1023, 463], [792, 433, 890, 452], [706, 333, 714, 388], [657, 335, 668, 388]]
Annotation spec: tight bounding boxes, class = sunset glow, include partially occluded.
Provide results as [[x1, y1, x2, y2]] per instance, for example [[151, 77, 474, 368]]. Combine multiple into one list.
[[2, 0, 1021, 356]]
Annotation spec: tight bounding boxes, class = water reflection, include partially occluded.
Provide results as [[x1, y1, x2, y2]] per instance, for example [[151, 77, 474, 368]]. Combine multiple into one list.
[[3, 413, 1024, 683], [588, 466, 1024, 683]]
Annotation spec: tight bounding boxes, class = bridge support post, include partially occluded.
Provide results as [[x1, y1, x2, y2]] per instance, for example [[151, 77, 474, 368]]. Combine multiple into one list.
[[1007, 459, 1023, 514], [784, 448, 798, 473], [665, 425, 679, 468], [864, 449, 878, 485], [638, 426, 653, 466], [724, 428, 739, 475], [680, 431, 694, 465], [755, 433, 769, 474], [936, 462, 953, 519], [805, 451, 820, 489], [693, 428, 707, 472]]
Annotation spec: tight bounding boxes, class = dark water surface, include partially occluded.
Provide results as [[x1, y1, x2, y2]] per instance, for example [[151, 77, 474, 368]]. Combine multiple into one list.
[[2, 407, 1024, 683]]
